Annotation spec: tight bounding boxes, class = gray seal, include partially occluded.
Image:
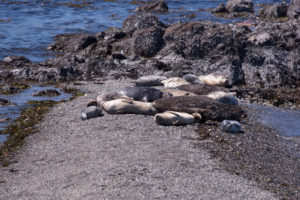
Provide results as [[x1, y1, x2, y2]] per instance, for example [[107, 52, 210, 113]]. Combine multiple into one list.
[[81, 106, 103, 120], [119, 87, 163, 102]]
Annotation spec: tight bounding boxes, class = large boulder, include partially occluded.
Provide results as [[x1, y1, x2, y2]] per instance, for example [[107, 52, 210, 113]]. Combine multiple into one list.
[[288, 0, 300, 19], [226, 0, 254, 13], [135, 1, 168, 13], [259, 3, 288, 20]]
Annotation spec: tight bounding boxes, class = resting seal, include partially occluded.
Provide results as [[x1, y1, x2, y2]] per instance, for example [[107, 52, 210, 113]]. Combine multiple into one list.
[[153, 95, 246, 121], [154, 111, 202, 126], [177, 84, 228, 95], [220, 120, 244, 133], [198, 73, 228, 86], [161, 88, 197, 97], [135, 75, 167, 86], [119, 87, 164, 102], [81, 106, 103, 120], [161, 77, 190, 88], [96, 92, 131, 107], [206, 91, 238, 105], [102, 99, 158, 115]]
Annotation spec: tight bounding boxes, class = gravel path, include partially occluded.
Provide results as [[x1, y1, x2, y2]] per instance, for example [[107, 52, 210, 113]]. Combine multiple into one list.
[[0, 79, 277, 200]]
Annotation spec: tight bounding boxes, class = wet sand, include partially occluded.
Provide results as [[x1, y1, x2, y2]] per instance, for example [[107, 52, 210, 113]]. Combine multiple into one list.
[[0, 79, 298, 199]]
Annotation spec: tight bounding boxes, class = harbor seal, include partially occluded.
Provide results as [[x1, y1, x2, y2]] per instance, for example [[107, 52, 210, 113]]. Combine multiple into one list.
[[161, 88, 197, 97], [102, 99, 158, 115], [198, 73, 228, 86], [96, 92, 131, 107], [153, 95, 246, 121], [182, 74, 203, 84], [135, 75, 167, 86], [161, 77, 190, 88], [81, 106, 103, 120], [206, 91, 238, 105], [220, 120, 244, 133], [177, 84, 228, 95], [154, 111, 202, 126], [119, 87, 164, 102]]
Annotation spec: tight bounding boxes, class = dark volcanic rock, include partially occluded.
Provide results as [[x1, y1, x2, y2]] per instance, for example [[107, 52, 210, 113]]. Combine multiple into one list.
[[288, 0, 300, 19], [47, 33, 97, 53], [1, 56, 31, 68], [122, 13, 165, 35], [226, 0, 254, 13], [132, 26, 164, 57], [33, 89, 61, 97], [0, 98, 15, 106], [153, 96, 246, 121], [135, 0, 168, 13], [259, 3, 288, 20], [212, 3, 228, 13]]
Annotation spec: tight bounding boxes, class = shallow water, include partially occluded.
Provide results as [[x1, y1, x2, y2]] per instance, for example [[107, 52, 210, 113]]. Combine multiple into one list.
[[245, 103, 300, 137], [0, 0, 287, 62], [0, 86, 72, 133]]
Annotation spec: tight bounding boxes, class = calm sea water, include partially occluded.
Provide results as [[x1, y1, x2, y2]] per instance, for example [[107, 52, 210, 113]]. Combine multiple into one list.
[[0, 0, 287, 62]]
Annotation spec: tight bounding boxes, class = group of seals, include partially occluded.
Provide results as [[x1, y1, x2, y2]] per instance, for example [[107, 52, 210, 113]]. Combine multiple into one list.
[[82, 74, 245, 128]]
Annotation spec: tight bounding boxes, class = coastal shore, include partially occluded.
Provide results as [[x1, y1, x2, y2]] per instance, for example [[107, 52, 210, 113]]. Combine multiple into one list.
[[0, 79, 298, 199]]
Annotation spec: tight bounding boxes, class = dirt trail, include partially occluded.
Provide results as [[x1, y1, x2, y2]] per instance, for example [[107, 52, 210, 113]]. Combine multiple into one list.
[[0, 80, 276, 200]]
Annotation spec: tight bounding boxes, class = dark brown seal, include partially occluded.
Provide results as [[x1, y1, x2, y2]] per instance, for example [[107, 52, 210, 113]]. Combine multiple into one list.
[[152, 95, 246, 121]]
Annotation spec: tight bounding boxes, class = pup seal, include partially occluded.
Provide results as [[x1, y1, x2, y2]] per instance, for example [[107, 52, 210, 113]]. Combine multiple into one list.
[[102, 99, 158, 115], [154, 111, 202, 126], [198, 73, 228, 86], [81, 106, 103, 120], [153, 95, 246, 121], [119, 87, 164, 102], [177, 84, 228, 95], [161, 77, 190, 88], [220, 120, 244, 133]]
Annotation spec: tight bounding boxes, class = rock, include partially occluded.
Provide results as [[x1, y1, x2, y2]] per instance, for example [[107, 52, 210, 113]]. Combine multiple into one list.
[[248, 32, 273, 46], [0, 98, 16, 106], [135, 0, 168, 13], [226, 0, 254, 13], [81, 106, 103, 120], [153, 95, 246, 121], [259, 3, 288, 20], [154, 111, 201, 126], [33, 89, 61, 97], [2, 56, 31, 68], [122, 13, 165, 35], [161, 77, 190, 88], [131, 26, 164, 57], [135, 75, 167, 86], [47, 33, 97, 53], [220, 120, 244, 133], [212, 3, 228, 13], [288, 0, 300, 19]]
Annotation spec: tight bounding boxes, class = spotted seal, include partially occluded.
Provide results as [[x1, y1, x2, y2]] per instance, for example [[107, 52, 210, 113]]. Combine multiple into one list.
[[153, 95, 246, 121], [96, 92, 131, 107], [161, 77, 190, 88], [102, 99, 158, 115], [81, 106, 103, 120], [177, 84, 228, 95], [135, 75, 167, 86], [154, 111, 202, 126], [206, 91, 238, 105], [198, 73, 228, 86], [119, 87, 164, 102]]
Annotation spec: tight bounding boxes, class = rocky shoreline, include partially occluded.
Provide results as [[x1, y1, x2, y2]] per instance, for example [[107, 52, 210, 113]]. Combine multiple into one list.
[[0, 0, 300, 199]]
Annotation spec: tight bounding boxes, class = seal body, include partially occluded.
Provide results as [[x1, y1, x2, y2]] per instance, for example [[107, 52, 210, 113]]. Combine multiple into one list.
[[161, 77, 190, 88], [102, 99, 158, 115], [220, 120, 244, 133], [96, 92, 131, 107], [177, 84, 228, 95], [81, 106, 103, 120], [161, 88, 197, 97], [119, 87, 163, 102], [182, 74, 203, 84], [154, 111, 201, 126], [153, 95, 246, 121], [198, 73, 228, 86], [135, 75, 167, 86], [206, 91, 238, 105]]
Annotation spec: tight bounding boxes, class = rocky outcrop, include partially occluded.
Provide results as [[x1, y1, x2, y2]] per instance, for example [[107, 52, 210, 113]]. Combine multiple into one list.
[[259, 3, 288, 20], [226, 0, 254, 13], [288, 0, 300, 19], [1, 13, 300, 88], [33, 89, 61, 97], [135, 1, 168, 13]]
